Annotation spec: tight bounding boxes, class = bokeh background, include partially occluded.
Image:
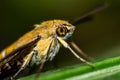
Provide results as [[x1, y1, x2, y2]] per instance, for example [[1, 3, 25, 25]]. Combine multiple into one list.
[[0, 0, 120, 71]]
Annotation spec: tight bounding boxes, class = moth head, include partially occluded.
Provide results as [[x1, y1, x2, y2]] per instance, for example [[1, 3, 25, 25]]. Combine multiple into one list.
[[54, 20, 75, 40]]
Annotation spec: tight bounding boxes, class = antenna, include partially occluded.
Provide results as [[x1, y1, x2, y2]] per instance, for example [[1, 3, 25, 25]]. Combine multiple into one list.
[[71, 4, 108, 25]]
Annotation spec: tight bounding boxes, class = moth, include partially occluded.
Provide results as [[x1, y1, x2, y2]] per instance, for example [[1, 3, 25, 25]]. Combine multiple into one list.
[[0, 4, 107, 80]]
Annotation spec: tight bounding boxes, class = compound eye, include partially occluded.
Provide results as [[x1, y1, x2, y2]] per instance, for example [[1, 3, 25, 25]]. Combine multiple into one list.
[[56, 27, 68, 37]]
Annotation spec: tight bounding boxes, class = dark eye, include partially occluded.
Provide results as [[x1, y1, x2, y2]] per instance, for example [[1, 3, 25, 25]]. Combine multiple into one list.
[[56, 27, 68, 36]]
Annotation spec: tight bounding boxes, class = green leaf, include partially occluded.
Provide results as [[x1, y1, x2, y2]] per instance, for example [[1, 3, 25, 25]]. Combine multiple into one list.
[[19, 55, 120, 80]]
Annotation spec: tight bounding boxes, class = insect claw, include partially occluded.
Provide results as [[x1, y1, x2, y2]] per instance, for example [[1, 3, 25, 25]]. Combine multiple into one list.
[[79, 57, 94, 68]]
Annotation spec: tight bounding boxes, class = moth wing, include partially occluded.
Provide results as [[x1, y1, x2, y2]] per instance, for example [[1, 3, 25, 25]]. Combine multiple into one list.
[[0, 33, 41, 66]]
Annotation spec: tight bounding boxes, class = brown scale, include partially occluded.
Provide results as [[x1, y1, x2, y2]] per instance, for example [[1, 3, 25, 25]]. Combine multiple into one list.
[[0, 45, 34, 80], [0, 59, 23, 79]]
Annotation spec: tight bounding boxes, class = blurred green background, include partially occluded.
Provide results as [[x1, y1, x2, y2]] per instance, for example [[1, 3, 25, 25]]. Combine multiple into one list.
[[0, 0, 120, 75]]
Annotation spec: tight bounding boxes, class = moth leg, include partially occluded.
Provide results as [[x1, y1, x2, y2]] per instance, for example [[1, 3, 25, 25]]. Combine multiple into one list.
[[57, 37, 94, 68], [11, 50, 35, 79], [39, 56, 47, 73], [70, 41, 94, 60], [35, 55, 47, 80], [36, 39, 53, 79]]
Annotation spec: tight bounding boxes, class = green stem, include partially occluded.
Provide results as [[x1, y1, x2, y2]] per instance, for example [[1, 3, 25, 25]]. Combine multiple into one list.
[[20, 56, 120, 80]]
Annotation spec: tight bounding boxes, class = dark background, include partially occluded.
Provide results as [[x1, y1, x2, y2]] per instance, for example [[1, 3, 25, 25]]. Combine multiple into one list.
[[0, 0, 120, 68]]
